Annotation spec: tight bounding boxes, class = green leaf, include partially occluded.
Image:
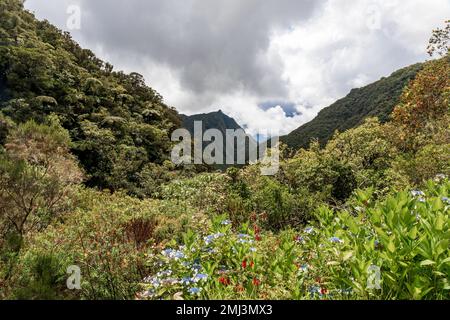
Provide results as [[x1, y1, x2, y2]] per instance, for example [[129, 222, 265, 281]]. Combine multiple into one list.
[[420, 260, 436, 266], [387, 241, 396, 253]]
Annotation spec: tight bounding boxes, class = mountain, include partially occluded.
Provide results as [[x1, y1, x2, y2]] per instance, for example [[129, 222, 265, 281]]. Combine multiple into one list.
[[0, 0, 180, 194], [281, 63, 423, 150], [180, 110, 253, 169], [180, 110, 244, 135]]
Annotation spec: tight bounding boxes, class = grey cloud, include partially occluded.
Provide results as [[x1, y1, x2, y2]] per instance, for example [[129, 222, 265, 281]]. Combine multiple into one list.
[[76, 0, 324, 97]]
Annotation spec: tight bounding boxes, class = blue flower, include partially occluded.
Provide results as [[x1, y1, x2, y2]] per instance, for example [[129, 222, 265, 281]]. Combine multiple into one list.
[[162, 249, 173, 256], [193, 273, 208, 282], [188, 287, 201, 295], [204, 233, 224, 245], [238, 233, 251, 239], [250, 247, 257, 252], [411, 190, 425, 197], [181, 277, 192, 285], [161, 248, 185, 260], [441, 197, 450, 204], [221, 220, 232, 225], [329, 237, 344, 244], [299, 264, 309, 272], [304, 227, 314, 234]]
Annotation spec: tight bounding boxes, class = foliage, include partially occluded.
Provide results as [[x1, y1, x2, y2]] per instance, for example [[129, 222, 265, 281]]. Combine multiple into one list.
[[428, 20, 450, 57], [138, 179, 449, 300], [6, 188, 199, 299], [307, 178, 450, 300]]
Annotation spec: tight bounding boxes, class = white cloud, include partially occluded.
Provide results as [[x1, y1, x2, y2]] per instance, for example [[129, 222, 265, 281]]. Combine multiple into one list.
[[267, 0, 450, 127]]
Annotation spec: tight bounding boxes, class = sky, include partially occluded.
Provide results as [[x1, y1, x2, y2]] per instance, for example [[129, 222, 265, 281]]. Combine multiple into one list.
[[25, 0, 450, 136]]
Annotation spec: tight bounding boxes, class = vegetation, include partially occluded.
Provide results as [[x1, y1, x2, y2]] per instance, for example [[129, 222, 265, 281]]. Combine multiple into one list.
[[0, 2, 448, 301]]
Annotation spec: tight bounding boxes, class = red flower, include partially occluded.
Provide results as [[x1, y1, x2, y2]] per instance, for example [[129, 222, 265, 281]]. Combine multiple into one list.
[[320, 287, 328, 295], [242, 260, 247, 269], [219, 277, 230, 286], [250, 261, 255, 268], [252, 278, 261, 286], [255, 234, 262, 241], [254, 225, 261, 233]]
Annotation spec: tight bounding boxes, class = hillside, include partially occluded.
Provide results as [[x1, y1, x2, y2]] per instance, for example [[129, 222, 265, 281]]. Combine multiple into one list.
[[281, 63, 423, 150], [0, 0, 180, 193]]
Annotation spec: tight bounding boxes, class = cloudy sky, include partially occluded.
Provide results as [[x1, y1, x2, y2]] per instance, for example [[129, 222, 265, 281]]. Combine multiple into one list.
[[25, 0, 449, 136]]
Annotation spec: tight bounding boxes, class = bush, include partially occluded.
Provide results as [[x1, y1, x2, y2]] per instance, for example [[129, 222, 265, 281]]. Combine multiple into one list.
[[11, 188, 199, 300], [138, 178, 450, 300]]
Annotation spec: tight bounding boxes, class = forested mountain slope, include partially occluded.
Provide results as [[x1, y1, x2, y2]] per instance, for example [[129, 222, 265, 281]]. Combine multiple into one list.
[[0, 0, 180, 192], [281, 63, 423, 150]]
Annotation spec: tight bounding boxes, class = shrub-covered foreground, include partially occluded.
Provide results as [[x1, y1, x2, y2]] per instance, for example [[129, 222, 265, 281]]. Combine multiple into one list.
[[136, 178, 449, 300]]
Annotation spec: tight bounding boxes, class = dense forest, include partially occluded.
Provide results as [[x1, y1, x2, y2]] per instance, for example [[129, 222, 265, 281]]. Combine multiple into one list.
[[0, 0, 449, 300]]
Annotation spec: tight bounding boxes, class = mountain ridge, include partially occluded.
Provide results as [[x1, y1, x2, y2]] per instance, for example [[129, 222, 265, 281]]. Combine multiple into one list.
[[281, 63, 424, 150]]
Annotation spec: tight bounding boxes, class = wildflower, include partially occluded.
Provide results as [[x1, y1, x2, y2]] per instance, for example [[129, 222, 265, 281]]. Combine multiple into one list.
[[193, 273, 208, 283], [141, 289, 156, 298], [320, 287, 328, 295], [418, 197, 426, 203], [218, 277, 230, 286], [441, 197, 450, 204], [238, 233, 251, 239], [161, 248, 173, 256], [188, 287, 201, 295], [308, 285, 321, 297], [221, 220, 232, 225], [161, 249, 185, 260], [298, 264, 309, 272], [252, 278, 261, 286], [191, 262, 202, 272], [329, 237, 344, 244], [304, 227, 314, 234], [204, 233, 224, 245], [255, 234, 262, 241], [250, 247, 257, 252], [250, 261, 255, 268], [294, 235, 305, 244], [435, 174, 446, 181], [242, 260, 247, 269], [181, 277, 192, 285], [411, 190, 425, 197]]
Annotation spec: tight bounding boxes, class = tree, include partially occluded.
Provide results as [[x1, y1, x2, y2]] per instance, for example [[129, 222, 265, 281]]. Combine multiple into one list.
[[427, 20, 450, 57], [391, 57, 450, 151]]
